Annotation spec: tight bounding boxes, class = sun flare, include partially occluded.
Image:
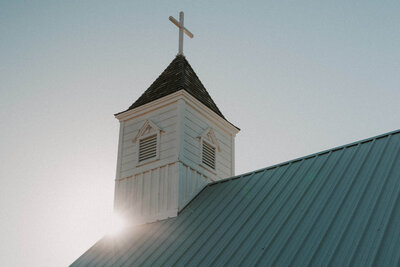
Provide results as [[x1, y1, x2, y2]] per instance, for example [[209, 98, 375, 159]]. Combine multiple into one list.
[[107, 213, 127, 237]]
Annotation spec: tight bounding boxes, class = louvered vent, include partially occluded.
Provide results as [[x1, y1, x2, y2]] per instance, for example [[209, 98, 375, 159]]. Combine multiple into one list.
[[139, 135, 157, 162], [202, 142, 216, 169]]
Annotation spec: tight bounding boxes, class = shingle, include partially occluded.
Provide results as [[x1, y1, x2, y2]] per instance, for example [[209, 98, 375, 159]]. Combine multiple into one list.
[[117, 55, 227, 121], [72, 129, 400, 267]]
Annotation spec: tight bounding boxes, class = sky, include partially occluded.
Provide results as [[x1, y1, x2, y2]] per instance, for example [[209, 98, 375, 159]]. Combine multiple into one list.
[[1, 1, 399, 266]]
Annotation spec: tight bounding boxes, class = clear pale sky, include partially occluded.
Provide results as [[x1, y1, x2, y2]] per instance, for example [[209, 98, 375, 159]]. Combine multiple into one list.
[[1, 1, 399, 266]]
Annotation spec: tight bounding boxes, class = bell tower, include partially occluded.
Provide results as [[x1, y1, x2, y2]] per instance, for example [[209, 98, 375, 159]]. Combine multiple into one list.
[[113, 12, 239, 224], [114, 55, 239, 224]]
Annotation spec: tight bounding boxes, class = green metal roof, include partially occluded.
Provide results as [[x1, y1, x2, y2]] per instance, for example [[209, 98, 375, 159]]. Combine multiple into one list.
[[72, 129, 400, 266]]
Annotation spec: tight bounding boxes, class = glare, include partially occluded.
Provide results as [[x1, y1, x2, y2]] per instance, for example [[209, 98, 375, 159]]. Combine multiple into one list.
[[107, 213, 127, 237]]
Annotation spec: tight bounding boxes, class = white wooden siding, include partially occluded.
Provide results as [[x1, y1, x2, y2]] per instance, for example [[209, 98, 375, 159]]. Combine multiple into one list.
[[182, 104, 233, 180], [114, 94, 237, 224], [114, 163, 179, 223], [178, 162, 211, 210], [118, 104, 179, 179]]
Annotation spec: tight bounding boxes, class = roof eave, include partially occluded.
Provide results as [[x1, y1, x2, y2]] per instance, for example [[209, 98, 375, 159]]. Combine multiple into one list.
[[115, 89, 240, 134]]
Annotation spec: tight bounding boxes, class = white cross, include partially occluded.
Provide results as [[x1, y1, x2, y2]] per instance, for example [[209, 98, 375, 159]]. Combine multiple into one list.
[[169, 11, 193, 55]]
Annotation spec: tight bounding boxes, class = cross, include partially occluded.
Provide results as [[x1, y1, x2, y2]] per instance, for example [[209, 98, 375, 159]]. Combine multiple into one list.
[[169, 11, 193, 55]]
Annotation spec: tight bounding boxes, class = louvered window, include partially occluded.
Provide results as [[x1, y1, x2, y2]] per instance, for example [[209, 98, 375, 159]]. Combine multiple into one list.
[[202, 142, 216, 170], [138, 134, 157, 162]]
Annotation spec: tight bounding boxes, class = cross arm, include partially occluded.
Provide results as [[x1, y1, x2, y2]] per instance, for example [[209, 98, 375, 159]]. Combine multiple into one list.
[[183, 28, 193, 38], [169, 16, 194, 38], [169, 16, 180, 28]]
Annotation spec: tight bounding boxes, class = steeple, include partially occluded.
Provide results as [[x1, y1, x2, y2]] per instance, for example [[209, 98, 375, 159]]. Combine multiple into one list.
[[113, 11, 239, 224], [114, 55, 239, 224], [118, 55, 227, 120]]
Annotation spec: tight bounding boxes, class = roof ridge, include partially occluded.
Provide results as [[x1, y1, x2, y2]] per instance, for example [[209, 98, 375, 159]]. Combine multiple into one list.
[[181, 56, 226, 119], [211, 128, 400, 186], [121, 57, 182, 112]]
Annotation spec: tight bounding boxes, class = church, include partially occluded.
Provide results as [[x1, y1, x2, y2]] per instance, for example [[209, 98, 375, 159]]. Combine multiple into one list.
[[72, 12, 400, 267]]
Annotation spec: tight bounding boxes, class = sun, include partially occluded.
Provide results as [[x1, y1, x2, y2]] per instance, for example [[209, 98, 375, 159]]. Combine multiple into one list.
[[107, 213, 127, 237]]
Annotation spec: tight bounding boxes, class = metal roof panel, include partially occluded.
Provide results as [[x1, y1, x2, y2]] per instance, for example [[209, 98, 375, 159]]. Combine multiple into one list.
[[71, 129, 400, 267]]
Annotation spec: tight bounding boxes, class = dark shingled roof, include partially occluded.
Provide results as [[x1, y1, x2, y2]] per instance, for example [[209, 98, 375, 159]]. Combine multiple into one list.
[[119, 55, 225, 119], [72, 129, 400, 267]]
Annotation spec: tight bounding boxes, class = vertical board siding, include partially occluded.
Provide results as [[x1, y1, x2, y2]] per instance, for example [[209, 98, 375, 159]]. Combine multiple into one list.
[[178, 162, 211, 210], [114, 163, 179, 223]]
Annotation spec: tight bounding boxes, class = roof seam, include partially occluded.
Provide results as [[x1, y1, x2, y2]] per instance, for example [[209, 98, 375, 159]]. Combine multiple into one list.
[[266, 153, 332, 265], [278, 149, 342, 265], [287, 146, 359, 266], [171, 173, 259, 265], [252, 158, 320, 265], [325, 136, 392, 265], [306, 139, 377, 265], [348, 136, 400, 265]]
